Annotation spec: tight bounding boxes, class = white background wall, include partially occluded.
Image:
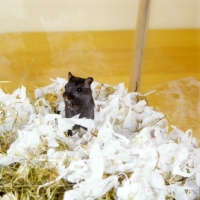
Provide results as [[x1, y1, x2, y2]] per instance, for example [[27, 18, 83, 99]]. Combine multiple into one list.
[[0, 0, 199, 32]]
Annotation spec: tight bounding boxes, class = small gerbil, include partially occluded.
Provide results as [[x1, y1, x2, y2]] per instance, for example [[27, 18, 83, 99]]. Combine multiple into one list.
[[63, 72, 94, 135]]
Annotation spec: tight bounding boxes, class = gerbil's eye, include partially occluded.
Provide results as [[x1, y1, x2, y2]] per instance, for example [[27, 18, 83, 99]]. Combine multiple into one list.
[[77, 87, 82, 92]]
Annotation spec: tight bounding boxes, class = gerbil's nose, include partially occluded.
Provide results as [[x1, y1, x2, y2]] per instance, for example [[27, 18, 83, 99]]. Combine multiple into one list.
[[63, 92, 69, 101], [64, 96, 69, 101]]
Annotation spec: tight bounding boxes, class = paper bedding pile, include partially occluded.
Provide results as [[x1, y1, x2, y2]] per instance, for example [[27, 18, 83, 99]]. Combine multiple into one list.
[[0, 77, 199, 200]]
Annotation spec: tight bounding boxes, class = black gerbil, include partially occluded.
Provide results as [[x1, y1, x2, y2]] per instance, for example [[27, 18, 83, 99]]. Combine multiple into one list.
[[63, 72, 95, 135]]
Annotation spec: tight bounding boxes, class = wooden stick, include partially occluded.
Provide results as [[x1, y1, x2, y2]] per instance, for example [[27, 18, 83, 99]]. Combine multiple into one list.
[[129, 0, 151, 92]]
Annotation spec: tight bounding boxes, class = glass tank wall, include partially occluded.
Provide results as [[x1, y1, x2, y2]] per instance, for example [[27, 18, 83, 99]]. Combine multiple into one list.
[[0, 0, 199, 138]]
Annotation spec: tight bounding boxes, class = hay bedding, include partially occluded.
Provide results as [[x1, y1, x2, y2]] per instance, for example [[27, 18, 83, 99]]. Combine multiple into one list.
[[0, 77, 199, 200]]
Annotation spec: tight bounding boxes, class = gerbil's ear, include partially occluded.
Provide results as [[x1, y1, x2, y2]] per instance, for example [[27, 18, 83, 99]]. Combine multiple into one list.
[[84, 77, 93, 88], [68, 72, 73, 80]]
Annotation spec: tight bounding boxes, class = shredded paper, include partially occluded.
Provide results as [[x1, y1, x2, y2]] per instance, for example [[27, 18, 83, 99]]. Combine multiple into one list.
[[0, 77, 199, 200]]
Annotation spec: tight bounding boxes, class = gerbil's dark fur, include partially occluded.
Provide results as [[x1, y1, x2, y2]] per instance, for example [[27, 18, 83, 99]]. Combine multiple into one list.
[[63, 72, 95, 122]]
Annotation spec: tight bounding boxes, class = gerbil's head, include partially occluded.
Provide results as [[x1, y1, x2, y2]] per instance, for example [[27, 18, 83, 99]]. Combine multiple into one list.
[[63, 72, 93, 103]]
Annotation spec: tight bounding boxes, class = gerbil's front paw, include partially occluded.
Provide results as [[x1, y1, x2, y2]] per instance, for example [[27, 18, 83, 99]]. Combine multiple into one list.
[[66, 101, 80, 111], [67, 130, 73, 136]]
